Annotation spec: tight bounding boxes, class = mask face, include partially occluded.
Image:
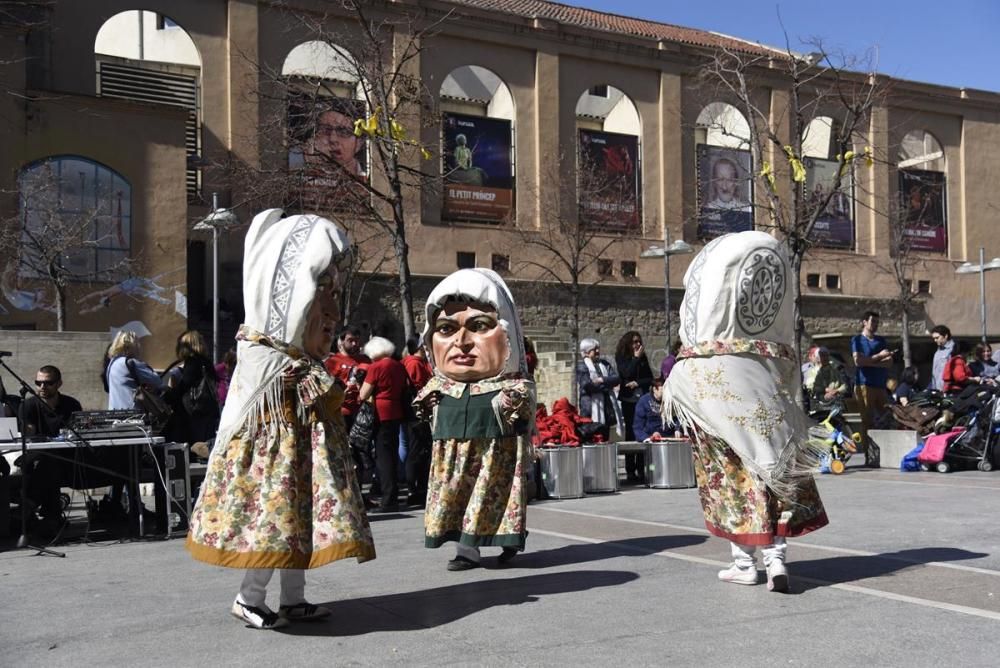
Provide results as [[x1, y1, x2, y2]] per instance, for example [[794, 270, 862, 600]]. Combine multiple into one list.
[[431, 301, 508, 381], [302, 265, 345, 360]]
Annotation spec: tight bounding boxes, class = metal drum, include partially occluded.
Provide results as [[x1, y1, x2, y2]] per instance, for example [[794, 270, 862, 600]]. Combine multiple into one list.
[[645, 438, 696, 489], [582, 443, 619, 493], [539, 446, 585, 499]]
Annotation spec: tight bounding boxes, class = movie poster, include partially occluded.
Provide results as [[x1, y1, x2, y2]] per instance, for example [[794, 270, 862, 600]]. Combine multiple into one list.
[[696, 144, 754, 239], [287, 94, 368, 212], [899, 169, 947, 253], [577, 129, 641, 232], [442, 112, 514, 223], [804, 157, 854, 250]]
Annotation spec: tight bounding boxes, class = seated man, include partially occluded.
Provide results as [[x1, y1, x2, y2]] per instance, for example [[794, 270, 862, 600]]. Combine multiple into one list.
[[18, 365, 82, 523]]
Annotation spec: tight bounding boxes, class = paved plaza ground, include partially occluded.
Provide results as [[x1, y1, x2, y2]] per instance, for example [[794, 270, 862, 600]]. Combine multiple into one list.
[[4, 464, 1000, 666]]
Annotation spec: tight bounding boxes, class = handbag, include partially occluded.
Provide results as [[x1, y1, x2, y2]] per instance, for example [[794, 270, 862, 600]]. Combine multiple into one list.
[[125, 358, 173, 426], [349, 401, 377, 451], [182, 365, 219, 417]]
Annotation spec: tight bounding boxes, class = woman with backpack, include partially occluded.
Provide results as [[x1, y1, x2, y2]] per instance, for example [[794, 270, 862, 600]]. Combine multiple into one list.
[[163, 330, 220, 445]]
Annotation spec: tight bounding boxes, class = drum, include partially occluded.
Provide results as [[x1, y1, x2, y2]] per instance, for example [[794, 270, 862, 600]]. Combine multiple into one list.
[[645, 438, 696, 489], [582, 442, 618, 493], [539, 446, 584, 499]]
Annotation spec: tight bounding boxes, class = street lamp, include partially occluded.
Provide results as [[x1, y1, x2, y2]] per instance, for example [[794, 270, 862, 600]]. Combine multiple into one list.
[[640, 232, 695, 348], [954, 246, 1000, 344], [193, 192, 240, 362]]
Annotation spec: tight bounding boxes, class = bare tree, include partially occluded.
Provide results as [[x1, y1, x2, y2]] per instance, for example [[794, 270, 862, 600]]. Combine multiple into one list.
[[225, 0, 452, 341], [509, 148, 639, 364], [697, 38, 887, 358], [0, 160, 135, 330]]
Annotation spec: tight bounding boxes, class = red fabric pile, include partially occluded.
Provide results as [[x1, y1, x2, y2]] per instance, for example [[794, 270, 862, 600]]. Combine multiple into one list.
[[533, 397, 603, 446]]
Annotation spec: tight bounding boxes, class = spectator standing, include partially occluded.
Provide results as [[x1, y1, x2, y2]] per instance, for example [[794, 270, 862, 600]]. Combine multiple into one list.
[[850, 311, 892, 467], [358, 336, 409, 511], [163, 330, 220, 445], [615, 331, 653, 481], [524, 337, 539, 379], [324, 326, 371, 431], [809, 347, 851, 412], [930, 325, 954, 392], [214, 348, 237, 406], [660, 340, 682, 380], [401, 336, 433, 506], [575, 338, 622, 440], [106, 330, 163, 410]]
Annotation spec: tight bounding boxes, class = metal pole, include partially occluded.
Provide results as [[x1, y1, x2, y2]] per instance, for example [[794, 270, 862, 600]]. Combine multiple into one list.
[[211, 192, 220, 363], [980, 246, 987, 344], [664, 226, 671, 349]]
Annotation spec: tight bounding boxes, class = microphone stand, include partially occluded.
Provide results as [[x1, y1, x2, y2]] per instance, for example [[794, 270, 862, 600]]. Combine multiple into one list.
[[0, 358, 65, 557]]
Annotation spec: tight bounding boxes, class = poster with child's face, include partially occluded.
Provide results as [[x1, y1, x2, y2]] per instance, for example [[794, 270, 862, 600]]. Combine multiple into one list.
[[696, 145, 753, 239]]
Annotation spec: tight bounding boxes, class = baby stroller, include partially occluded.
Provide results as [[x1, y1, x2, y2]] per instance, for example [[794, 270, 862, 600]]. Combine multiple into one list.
[[809, 405, 860, 475], [919, 387, 1000, 472]]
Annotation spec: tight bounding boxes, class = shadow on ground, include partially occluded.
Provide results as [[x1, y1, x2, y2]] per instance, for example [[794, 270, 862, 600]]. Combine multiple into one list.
[[503, 534, 707, 569], [791, 546, 989, 593], [280, 570, 638, 636]]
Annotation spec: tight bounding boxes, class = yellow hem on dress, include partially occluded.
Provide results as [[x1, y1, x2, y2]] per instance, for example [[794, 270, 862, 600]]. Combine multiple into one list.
[[186, 535, 376, 569]]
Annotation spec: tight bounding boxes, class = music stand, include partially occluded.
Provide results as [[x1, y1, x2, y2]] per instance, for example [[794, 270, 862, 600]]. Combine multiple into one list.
[[0, 357, 65, 557]]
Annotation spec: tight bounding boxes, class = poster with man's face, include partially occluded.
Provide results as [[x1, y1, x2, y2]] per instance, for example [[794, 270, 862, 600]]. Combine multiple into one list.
[[804, 157, 854, 250], [287, 95, 368, 212], [696, 144, 753, 239], [577, 129, 641, 232], [899, 169, 947, 253], [442, 112, 514, 223]]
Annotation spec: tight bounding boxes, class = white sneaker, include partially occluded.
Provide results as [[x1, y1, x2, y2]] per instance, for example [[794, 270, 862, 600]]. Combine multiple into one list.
[[765, 560, 789, 593], [231, 599, 289, 630], [717, 563, 760, 585]]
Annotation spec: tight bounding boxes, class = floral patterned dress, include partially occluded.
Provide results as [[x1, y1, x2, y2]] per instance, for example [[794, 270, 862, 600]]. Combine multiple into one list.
[[186, 357, 375, 569], [417, 374, 533, 549], [692, 432, 828, 546]]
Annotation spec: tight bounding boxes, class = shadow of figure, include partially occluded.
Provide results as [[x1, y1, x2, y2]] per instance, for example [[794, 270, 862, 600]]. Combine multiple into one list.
[[279, 570, 638, 636], [502, 533, 708, 570], [791, 546, 989, 593]]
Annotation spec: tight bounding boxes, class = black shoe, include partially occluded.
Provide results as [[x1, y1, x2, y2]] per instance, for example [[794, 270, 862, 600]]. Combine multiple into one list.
[[497, 547, 519, 565], [376, 503, 400, 513], [406, 493, 425, 508], [446, 555, 481, 571]]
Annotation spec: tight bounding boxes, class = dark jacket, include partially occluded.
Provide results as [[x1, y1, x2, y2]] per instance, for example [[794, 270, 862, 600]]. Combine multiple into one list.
[[633, 393, 669, 442], [575, 359, 620, 428], [615, 353, 653, 404], [164, 354, 220, 443]]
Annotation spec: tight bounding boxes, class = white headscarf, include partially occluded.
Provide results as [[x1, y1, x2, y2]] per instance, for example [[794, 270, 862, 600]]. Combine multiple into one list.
[[421, 268, 528, 379], [663, 231, 821, 494], [214, 209, 351, 450]]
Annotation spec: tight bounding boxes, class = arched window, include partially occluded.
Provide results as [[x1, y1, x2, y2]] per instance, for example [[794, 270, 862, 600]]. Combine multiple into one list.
[[439, 66, 515, 224], [575, 85, 641, 232], [802, 116, 854, 250], [695, 103, 753, 239], [94, 11, 202, 199], [17, 156, 132, 285], [898, 130, 947, 253], [281, 41, 368, 213]]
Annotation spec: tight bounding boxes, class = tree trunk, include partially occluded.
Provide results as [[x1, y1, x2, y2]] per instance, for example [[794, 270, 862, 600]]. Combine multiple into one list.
[[901, 307, 912, 368], [55, 284, 65, 332], [571, 282, 581, 406], [386, 148, 416, 341]]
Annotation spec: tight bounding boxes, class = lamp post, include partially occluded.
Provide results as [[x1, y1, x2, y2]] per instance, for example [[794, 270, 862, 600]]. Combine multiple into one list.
[[640, 230, 694, 348], [954, 247, 1000, 344], [193, 193, 240, 362]]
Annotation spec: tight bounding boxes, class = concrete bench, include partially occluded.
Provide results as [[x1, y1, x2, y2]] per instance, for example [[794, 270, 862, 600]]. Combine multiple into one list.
[[868, 429, 920, 469]]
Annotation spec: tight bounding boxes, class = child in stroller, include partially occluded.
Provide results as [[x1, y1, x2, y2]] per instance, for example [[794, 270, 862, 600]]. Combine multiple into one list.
[[807, 347, 859, 474]]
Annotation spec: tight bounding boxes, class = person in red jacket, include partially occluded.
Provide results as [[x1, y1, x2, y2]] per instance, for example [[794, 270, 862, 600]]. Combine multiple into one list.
[[943, 340, 981, 394], [324, 326, 371, 431], [358, 336, 409, 511]]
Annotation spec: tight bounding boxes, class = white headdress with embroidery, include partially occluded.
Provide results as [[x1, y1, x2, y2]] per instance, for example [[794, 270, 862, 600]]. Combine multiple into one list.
[[662, 231, 822, 495], [214, 209, 351, 451]]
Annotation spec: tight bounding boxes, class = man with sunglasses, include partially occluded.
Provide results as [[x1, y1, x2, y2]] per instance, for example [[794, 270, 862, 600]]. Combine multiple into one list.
[[19, 365, 81, 527]]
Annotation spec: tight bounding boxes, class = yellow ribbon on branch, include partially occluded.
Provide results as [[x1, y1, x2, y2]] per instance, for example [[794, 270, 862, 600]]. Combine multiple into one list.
[[354, 106, 432, 160], [782, 146, 807, 183], [759, 161, 776, 190]]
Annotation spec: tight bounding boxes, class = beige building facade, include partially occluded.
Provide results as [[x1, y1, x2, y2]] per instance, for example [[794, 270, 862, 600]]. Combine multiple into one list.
[[1, 0, 999, 388]]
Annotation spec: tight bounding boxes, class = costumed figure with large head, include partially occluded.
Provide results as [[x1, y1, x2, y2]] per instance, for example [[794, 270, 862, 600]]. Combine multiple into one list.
[[415, 268, 535, 570], [662, 231, 828, 593], [187, 209, 375, 629]]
